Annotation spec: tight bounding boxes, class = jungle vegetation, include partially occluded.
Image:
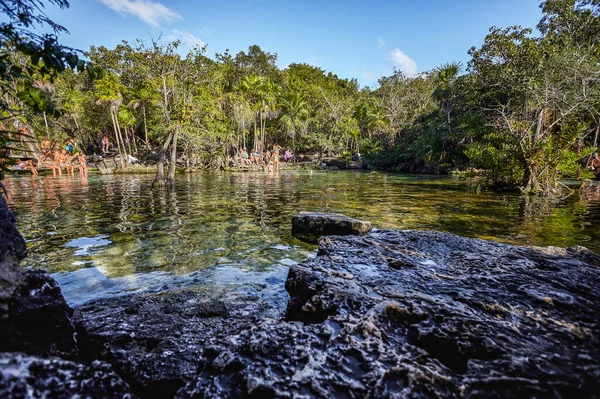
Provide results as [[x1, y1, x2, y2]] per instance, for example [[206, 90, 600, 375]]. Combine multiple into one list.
[[1, 0, 599, 194]]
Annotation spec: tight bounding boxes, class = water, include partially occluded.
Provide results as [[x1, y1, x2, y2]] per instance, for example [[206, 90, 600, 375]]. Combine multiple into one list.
[[5, 171, 600, 306]]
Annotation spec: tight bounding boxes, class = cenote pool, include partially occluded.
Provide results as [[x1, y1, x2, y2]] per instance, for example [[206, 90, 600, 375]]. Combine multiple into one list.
[[6, 171, 600, 308]]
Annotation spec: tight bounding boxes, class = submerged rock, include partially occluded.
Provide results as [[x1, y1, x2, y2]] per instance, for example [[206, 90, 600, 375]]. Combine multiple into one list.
[[292, 211, 372, 243]]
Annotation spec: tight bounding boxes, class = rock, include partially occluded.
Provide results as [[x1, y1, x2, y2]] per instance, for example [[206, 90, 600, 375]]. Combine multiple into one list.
[[285, 230, 600, 397], [0, 193, 78, 357], [74, 229, 600, 398], [73, 289, 283, 398], [0, 269, 77, 357], [0, 353, 135, 398], [291, 212, 373, 243], [0, 195, 27, 317]]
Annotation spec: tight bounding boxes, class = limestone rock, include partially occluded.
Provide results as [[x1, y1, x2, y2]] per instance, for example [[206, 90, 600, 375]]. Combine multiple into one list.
[[0, 353, 135, 398], [0, 269, 77, 357], [0, 195, 27, 318], [292, 212, 372, 243], [285, 230, 600, 397]]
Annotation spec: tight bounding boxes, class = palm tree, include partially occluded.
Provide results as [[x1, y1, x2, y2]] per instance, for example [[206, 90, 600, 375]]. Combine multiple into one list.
[[279, 90, 308, 158], [238, 75, 263, 151], [433, 62, 463, 128], [95, 73, 128, 167]]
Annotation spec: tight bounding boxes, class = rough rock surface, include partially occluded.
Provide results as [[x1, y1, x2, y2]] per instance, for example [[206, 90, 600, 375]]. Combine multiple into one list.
[[0, 195, 27, 317], [71, 230, 600, 398], [0, 353, 134, 398], [0, 194, 134, 398], [292, 211, 373, 243], [0, 269, 77, 357], [286, 230, 600, 397]]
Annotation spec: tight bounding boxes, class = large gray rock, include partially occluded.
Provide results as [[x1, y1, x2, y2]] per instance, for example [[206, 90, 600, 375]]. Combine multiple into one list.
[[73, 230, 600, 398], [286, 230, 600, 397], [292, 212, 372, 243]]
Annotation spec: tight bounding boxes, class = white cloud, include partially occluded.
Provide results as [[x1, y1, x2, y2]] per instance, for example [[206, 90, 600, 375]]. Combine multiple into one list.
[[167, 30, 205, 48], [98, 0, 182, 27], [388, 48, 418, 76], [362, 69, 374, 80], [377, 37, 386, 48]]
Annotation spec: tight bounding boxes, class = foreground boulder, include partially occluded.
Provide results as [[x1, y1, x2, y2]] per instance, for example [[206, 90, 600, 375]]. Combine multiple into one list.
[[292, 211, 372, 243], [74, 230, 599, 398], [286, 230, 600, 397]]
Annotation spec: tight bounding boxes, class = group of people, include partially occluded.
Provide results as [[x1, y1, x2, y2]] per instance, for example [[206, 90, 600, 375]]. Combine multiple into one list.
[[39, 136, 88, 177], [237, 143, 293, 172]]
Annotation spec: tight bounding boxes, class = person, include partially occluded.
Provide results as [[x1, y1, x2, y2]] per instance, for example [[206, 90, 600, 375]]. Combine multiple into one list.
[[250, 149, 260, 164], [78, 153, 88, 177], [590, 152, 600, 178], [241, 147, 252, 165], [47, 149, 62, 177], [284, 149, 293, 162], [59, 150, 74, 176], [40, 137, 52, 158], [65, 137, 77, 154], [272, 148, 280, 171], [263, 149, 271, 166], [101, 133, 110, 153], [27, 160, 38, 176]]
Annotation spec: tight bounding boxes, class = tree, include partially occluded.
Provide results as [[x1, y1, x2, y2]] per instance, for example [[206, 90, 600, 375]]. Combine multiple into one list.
[[1, 0, 96, 185]]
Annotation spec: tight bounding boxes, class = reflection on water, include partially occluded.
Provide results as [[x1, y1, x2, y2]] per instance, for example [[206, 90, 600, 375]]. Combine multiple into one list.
[[5, 171, 600, 305]]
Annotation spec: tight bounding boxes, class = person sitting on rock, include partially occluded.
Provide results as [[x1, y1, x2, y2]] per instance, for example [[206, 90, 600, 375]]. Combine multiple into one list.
[[241, 148, 252, 165], [284, 149, 293, 162], [59, 150, 75, 176]]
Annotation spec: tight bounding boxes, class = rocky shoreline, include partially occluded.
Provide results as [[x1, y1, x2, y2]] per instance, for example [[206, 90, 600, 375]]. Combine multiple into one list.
[[1, 201, 599, 398]]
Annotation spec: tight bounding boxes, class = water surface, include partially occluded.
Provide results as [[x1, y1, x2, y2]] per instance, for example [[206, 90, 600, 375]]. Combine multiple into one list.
[[6, 171, 600, 306]]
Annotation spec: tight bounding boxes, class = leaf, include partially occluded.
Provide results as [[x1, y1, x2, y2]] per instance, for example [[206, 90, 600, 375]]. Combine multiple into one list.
[[86, 62, 95, 76], [66, 53, 78, 69]]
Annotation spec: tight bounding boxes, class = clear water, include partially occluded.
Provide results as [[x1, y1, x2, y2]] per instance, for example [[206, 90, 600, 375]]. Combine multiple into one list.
[[6, 171, 600, 306]]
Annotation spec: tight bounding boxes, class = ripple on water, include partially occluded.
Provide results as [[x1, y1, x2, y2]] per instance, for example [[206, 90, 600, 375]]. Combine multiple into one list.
[[63, 235, 112, 256]]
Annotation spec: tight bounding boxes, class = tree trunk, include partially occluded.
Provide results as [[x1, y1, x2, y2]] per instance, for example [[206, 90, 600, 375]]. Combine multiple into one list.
[[533, 108, 545, 144], [110, 110, 124, 168], [522, 162, 541, 195], [167, 125, 179, 190], [43, 112, 51, 140], [114, 110, 128, 165], [152, 131, 174, 189], [143, 104, 150, 151]]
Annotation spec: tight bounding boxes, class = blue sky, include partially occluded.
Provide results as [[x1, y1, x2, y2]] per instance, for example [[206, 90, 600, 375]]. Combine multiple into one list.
[[43, 0, 544, 87]]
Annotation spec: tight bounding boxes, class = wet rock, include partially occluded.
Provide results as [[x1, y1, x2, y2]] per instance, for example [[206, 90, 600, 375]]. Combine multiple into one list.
[[0, 194, 76, 358], [0, 353, 135, 398], [0, 195, 27, 317], [292, 212, 372, 243], [285, 230, 600, 397], [0, 269, 77, 357], [4, 219, 599, 398], [73, 289, 282, 398]]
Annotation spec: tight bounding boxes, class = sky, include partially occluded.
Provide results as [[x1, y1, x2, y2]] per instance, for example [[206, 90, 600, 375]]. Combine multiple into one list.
[[41, 0, 544, 88]]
